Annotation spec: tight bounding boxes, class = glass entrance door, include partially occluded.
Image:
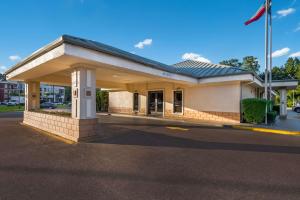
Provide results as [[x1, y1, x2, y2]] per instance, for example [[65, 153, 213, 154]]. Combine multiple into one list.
[[148, 91, 164, 116]]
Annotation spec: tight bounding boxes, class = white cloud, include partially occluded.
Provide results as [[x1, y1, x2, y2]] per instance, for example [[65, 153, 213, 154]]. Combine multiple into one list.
[[182, 53, 211, 63], [134, 39, 152, 49], [9, 55, 21, 61], [294, 23, 300, 32], [277, 8, 296, 17], [272, 48, 290, 58], [0, 66, 7, 73], [289, 52, 300, 58]]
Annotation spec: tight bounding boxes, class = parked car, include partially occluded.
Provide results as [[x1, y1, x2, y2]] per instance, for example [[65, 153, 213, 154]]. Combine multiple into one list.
[[293, 105, 300, 113], [6, 101, 18, 106], [40, 102, 57, 109]]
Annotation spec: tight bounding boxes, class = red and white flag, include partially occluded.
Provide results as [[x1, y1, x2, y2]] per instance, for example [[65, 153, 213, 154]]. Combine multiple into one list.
[[244, 3, 266, 25]]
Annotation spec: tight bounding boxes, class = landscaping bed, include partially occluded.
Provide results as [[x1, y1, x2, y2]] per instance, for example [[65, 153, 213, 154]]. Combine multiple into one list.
[[0, 105, 24, 112]]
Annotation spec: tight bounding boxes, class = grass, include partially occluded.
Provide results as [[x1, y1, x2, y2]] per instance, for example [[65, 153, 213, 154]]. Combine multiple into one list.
[[56, 104, 71, 109], [0, 105, 25, 112]]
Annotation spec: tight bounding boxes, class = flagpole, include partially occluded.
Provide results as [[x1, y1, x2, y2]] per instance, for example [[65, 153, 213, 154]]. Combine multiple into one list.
[[264, 0, 269, 124], [269, 1, 273, 101]]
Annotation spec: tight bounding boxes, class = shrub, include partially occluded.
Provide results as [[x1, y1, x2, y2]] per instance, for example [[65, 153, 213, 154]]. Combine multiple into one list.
[[242, 98, 267, 124], [266, 100, 274, 112], [273, 105, 280, 115], [267, 111, 277, 124]]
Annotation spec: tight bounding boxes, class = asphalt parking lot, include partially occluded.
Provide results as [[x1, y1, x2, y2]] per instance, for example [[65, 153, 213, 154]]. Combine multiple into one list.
[[0, 112, 300, 200]]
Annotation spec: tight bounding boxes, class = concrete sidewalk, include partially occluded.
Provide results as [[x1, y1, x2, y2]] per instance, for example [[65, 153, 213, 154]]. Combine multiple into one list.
[[272, 110, 300, 132], [232, 110, 300, 136]]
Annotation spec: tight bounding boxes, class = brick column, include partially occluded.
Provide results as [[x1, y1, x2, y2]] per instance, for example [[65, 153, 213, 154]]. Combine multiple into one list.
[[25, 81, 40, 111], [71, 65, 96, 119], [71, 65, 97, 140]]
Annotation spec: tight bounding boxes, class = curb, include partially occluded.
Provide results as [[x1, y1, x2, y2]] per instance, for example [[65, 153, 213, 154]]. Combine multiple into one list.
[[232, 125, 300, 136]]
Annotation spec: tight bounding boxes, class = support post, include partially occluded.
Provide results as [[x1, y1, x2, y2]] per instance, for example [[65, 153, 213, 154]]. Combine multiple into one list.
[[279, 89, 287, 119], [71, 65, 96, 119], [25, 81, 40, 111]]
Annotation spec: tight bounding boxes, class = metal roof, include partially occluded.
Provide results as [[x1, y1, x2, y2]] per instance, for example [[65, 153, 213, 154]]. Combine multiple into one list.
[[62, 35, 185, 75], [173, 60, 251, 78], [6, 35, 255, 80]]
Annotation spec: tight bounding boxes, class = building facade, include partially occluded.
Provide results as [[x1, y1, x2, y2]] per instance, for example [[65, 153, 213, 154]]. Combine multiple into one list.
[[0, 81, 24, 103], [109, 61, 262, 123], [40, 85, 65, 103], [5, 35, 297, 141]]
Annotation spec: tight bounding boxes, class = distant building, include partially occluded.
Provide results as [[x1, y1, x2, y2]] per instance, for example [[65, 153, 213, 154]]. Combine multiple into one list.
[[0, 81, 65, 104], [40, 85, 65, 103], [0, 81, 24, 103]]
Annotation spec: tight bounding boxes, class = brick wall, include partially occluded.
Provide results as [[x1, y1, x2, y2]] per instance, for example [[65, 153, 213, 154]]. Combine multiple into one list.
[[109, 107, 240, 123], [23, 111, 97, 142], [165, 109, 240, 123], [108, 107, 133, 114]]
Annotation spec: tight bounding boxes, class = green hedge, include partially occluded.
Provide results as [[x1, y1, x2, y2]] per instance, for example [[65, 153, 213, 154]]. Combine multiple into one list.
[[242, 98, 277, 124], [242, 98, 267, 124]]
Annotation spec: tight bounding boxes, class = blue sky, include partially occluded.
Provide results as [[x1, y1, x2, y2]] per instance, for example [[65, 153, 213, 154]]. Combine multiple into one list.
[[0, 0, 299, 73]]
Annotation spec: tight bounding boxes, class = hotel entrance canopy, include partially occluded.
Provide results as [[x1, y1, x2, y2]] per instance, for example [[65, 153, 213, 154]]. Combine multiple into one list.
[[5, 35, 298, 141]]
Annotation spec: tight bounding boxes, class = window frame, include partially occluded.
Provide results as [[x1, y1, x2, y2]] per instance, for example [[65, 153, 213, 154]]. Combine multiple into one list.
[[172, 89, 184, 114], [133, 92, 139, 112]]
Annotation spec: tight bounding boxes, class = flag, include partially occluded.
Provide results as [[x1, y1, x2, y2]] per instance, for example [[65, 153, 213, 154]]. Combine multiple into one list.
[[244, 3, 266, 25]]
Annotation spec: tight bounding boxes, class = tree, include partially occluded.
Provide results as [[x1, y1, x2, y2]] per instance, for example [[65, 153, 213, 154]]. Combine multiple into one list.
[[241, 56, 260, 74], [96, 89, 109, 112], [0, 73, 6, 81], [219, 59, 242, 68], [64, 86, 71, 103], [271, 66, 287, 80], [284, 57, 300, 79]]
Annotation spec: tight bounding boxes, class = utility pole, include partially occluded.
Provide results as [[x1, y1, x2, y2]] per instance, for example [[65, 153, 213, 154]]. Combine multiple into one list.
[[269, 1, 273, 101], [264, 0, 270, 125]]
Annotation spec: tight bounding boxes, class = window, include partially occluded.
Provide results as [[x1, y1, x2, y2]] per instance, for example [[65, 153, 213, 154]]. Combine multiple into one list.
[[133, 93, 139, 111], [173, 90, 183, 113]]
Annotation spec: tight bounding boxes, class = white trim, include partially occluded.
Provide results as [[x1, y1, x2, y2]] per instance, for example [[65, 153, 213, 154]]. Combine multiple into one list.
[[172, 89, 184, 115], [265, 81, 298, 89], [6, 44, 65, 80], [64, 44, 198, 84], [198, 74, 262, 86]]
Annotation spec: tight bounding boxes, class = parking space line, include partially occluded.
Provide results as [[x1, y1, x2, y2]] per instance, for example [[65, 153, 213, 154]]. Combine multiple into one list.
[[166, 126, 189, 131]]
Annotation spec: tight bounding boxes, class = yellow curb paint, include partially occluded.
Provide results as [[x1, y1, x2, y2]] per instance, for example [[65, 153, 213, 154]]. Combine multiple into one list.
[[166, 126, 189, 131], [21, 123, 76, 144], [233, 125, 300, 136]]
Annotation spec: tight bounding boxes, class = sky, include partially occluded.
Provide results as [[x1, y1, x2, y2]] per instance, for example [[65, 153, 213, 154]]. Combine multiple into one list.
[[0, 0, 299, 74]]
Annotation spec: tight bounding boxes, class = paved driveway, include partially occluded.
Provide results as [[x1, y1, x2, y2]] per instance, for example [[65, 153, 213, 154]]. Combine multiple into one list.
[[0, 112, 300, 200]]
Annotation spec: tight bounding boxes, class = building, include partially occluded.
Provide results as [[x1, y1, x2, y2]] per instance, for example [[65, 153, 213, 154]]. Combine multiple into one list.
[[40, 84, 65, 103], [0, 81, 65, 104], [5, 35, 298, 142], [0, 81, 24, 103]]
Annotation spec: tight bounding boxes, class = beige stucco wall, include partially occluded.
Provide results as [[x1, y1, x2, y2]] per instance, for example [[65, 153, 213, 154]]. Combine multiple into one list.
[[241, 83, 258, 99], [184, 83, 240, 113], [109, 81, 242, 123], [108, 91, 134, 114]]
